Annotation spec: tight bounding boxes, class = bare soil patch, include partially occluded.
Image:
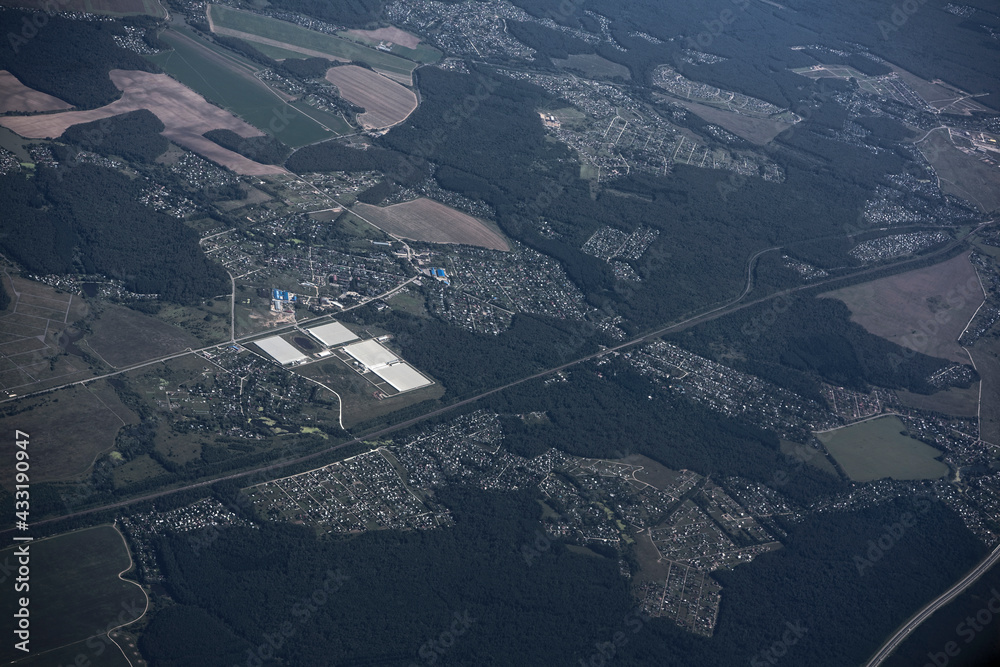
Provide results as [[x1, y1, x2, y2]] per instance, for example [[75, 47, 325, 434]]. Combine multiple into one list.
[[820, 251, 983, 365], [346, 26, 422, 49], [324, 65, 417, 129], [0, 70, 72, 113], [353, 198, 509, 251], [0, 70, 285, 176]]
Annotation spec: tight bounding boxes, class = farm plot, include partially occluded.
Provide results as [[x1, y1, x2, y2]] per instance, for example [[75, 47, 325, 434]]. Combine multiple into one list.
[[324, 65, 418, 129], [816, 416, 949, 482], [0, 70, 71, 113], [820, 251, 983, 365], [353, 199, 510, 251], [84, 303, 203, 368], [0, 272, 92, 395], [343, 26, 441, 64], [0, 525, 146, 665], [0, 381, 135, 487], [0, 69, 286, 175]]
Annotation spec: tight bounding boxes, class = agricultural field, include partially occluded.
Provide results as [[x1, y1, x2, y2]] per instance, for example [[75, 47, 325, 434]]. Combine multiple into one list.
[[0, 68, 287, 175], [0, 70, 72, 113], [83, 304, 203, 368], [916, 128, 1000, 213], [816, 416, 950, 482], [820, 251, 984, 365], [324, 65, 418, 129], [207, 4, 417, 84], [353, 198, 510, 251], [0, 381, 135, 487], [148, 29, 337, 150], [342, 26, 441, 64], [2, 0, 165, 17], [0, 271, 94, 396], [0, 525, 146, 665], [896, 384, 980, 418]]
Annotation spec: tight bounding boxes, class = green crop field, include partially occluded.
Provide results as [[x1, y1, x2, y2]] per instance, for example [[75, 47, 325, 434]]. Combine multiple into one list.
[[146, 30, 337, 147], [0, 525, 146, 664], [338, 31, 442, 65], [209, 4, 417, 80], [817, 416, 950, 482]]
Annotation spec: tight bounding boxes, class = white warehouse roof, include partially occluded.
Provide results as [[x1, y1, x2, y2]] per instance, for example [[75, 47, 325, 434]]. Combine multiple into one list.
[[255, 336, 309, 365], [374, 362, 432, 392], [307, 321, 358, 347], [343, 339, 399, 370]]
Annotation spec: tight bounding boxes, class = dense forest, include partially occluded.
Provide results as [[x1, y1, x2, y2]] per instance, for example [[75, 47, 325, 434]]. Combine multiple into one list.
[[0, 11, 158, 108], [141, 483, 984, 667], [203, 129, 291, 165], [668, 295, 961, 398], [287, 140, 430, 186], [265, 0, 390, 28], [0, 164, 228, 303], [60, 110, 169, 163]]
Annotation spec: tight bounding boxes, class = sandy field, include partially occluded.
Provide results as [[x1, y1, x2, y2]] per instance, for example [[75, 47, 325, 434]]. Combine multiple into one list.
[[0, 70, 72, 113], [324, 65, 418, 129], [0, 70, 285, 175]]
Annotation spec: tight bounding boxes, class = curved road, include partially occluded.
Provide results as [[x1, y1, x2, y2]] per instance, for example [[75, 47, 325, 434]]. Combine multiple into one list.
[[865, 543, 1000, 666]]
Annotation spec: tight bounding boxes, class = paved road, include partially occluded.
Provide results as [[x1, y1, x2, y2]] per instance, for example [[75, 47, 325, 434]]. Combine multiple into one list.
[[6, 223, 990, 536], [865, 543, 1000, 666]]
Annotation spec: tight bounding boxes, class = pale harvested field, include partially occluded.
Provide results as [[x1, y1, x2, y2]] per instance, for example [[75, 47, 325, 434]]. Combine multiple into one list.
[[0, 70, 285, 176], [354, 198, 509, 251], [324, 65, 417, 129], [0, 71, 72, 113], [347, 26, 422, 49], [820, 251, 983, 364]]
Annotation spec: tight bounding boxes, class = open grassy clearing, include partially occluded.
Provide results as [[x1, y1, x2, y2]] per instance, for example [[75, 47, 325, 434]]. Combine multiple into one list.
[[0, 70, 72, 113], [816, 415, 949, 482], [968, 336, 1000, 446], [552, 54, 630, 80], [295, 357, 443, 429], [820, 251, 983, 365], [916, 128, 1000, 213], [666, 95, 796, 145], [896, 384, 980, 418], [84, 304, 203, 368], [324, 65, 418, 129], [208, 4, 417, 84], [353, 198, 510, 250], [2, 0, 164, 17], [0, 525, 146, 665], [342, 26, 441, 64], [0, 271, 94, 395], [780, 440, 839, 476], [0, 381, 135, 487]]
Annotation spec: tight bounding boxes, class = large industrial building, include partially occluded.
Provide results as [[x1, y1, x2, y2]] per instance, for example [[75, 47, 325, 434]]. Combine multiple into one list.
[[254, 336, 309, 365], [306, 321, 358, 348], [342, 339, 432, 392]]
